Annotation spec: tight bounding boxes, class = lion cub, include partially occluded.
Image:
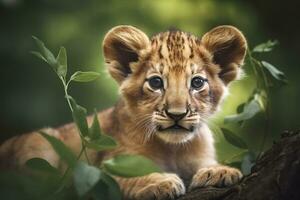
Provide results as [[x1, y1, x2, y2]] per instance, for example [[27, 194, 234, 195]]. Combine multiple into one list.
[[0, 25, 247, 199]]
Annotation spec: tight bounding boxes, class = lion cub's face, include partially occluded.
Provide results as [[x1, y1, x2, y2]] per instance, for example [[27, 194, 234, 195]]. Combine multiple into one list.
[[103, 26, 247, 144]]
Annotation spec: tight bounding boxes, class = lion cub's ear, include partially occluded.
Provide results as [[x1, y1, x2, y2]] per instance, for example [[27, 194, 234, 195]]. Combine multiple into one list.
[[202, 25, 247, 84], [102, 25, 150, 84]]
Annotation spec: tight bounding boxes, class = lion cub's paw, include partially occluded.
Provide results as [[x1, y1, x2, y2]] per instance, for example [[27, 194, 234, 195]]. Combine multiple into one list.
[[134, 173, 186, 200], [189, 165, 242, 191]]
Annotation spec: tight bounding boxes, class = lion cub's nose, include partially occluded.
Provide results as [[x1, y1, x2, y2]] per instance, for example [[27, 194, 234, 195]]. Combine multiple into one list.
[[166, 108, 188, 121]]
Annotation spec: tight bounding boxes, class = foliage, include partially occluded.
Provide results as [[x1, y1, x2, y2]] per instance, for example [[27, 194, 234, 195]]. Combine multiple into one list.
[[28, 38, 287, 198], [103, 155, 162, 177], [2, 37, 162, 200], [221, 40, 287, 175], [0, 35, 288, 199]]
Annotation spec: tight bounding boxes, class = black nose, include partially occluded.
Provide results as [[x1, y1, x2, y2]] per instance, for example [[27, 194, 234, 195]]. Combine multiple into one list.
[[165, 110, 188, 121]]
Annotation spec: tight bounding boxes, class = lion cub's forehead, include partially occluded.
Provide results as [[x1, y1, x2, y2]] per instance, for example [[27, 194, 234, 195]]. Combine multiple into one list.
[[148, 30, 210, 74]]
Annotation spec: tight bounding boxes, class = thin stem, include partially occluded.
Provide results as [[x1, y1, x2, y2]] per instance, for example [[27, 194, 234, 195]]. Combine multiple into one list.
[[84, 146, 91, 164], [53, 146, 85, 195], [55, 76, 91, 189], [61, 146, 85, 181], [60, 76, 73, 112], [246, 50, 272, 161], [253, 59, 270, 89], [250, 59, 271, 161], [60, 76, 90, 164], [257, 98, 270, 160], [247, 48, 260, 88], [247, 49, 258, 76], [80, 139, 91, 164]]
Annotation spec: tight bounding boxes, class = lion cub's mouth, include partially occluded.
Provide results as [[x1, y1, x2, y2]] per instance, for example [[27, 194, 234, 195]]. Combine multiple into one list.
[[158, 124, 194, 132]]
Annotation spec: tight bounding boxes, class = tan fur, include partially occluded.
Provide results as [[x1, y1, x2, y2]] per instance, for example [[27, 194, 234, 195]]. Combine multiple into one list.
[[0, 25, 247, 199]]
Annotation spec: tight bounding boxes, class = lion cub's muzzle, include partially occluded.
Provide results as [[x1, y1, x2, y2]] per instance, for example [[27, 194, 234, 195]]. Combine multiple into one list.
[[157, 108, 195, 132], [165, 109, 187, 121]]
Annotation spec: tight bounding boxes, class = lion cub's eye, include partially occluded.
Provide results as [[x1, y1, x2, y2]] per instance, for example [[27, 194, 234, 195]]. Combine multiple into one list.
[[191, 76, 207, 90], [148, 76, 164, 90]]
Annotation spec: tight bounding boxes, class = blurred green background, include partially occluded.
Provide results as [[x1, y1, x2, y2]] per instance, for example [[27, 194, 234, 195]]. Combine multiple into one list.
[[0, 0, 299, 161]]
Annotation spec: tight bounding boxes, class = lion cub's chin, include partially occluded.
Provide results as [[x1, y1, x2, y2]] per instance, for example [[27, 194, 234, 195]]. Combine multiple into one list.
[[156, 130, 196, 144]]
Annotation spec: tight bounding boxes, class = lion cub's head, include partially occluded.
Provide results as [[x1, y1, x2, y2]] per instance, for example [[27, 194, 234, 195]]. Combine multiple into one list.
[[103, 25, 247, 144]]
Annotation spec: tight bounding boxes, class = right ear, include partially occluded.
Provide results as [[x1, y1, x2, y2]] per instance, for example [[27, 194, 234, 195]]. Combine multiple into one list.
[[102, 25, 150, 84]]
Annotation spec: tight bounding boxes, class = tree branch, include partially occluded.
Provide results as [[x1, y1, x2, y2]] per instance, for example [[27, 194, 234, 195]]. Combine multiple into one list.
[[177, 130, 300, 200]]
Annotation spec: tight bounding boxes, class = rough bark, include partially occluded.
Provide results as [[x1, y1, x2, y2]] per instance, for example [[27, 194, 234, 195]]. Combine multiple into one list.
[[177, 130, 300, 200]]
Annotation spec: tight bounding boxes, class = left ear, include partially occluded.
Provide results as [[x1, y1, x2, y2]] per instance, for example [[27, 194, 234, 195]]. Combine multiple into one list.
[[102, 25, 151, 84], [202, 25, 247, 84]]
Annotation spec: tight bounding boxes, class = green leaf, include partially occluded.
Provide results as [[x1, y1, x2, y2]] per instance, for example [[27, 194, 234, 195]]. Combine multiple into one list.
[[236, 103, 245, 114], [73, 162, 101, 197], [70, 71, 100, 82], [103, 154, 161, 177], [85, 135, 117, 151], [56, 47, 68, 78], [254, 91, 267, 112], [261, 61, 287, 82], [223, 149, 248, 165], [31, 51, 48, 63], [86, 111, 117, 151], [100, 173, 122, 200], [89, 111, 101, 139], [224, 98, 262, 123], [92, 172, 122, 200], [86, 112, 117, 151], [69, 97, 89, 136], [39, 131, 76, 167], [25, 158, 59, 174], [221, 128, 248, 149], [0, 171, 59, 200], [32, 36, 57, 70], [226, 161, 242, 169], [253, 40, 278, 53], [91, 179, 108, 200]]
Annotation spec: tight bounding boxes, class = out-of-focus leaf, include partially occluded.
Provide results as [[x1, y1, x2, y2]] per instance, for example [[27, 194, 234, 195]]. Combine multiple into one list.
[[0, 171, 58, 200], [25, 158, 59, 174], [40, 131, 76, 167], [100, 173, 122, 200], [73, 162, 101, 197], [236, 103, 245, 114], [253, 40, 278, 53], [224, 98, 262, 123], [70, 71, 100, 82], [91, 179, 108, 200], [223, 150, 248, 165], [241, 151, 256, 175], [207, 122, 222, 143], [103, 154, 161, 177], [261, 61, 287, 83], [221, 128, 248, 149], [32, 36, 57, 70], [254, 91, 267, 112], [85, 135, 117, 151], [226, 161, 242, 169], [69, 97, 89, 136], [89, 112, 101, 139], [92, 172, 122, 200], [56, 47, 67, 78], [86, 111, 117, 151], [31, 51, 47, 63]]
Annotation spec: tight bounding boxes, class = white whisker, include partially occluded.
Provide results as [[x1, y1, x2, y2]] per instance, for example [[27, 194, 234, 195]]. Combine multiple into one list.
[[127, 113, 157, 143]]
